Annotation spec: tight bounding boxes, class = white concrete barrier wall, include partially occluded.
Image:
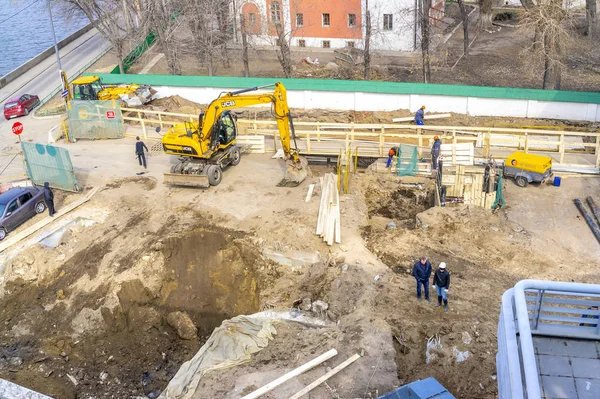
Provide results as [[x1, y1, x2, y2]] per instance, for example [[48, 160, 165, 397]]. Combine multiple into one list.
[[153, 86, 600, 122]]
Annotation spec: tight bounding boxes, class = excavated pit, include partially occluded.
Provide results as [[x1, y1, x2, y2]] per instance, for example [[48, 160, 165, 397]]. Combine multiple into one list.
[[0, 226, 265, 399]]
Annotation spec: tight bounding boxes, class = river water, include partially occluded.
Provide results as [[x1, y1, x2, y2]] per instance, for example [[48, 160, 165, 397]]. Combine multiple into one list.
[[0, 0, 88, 77]]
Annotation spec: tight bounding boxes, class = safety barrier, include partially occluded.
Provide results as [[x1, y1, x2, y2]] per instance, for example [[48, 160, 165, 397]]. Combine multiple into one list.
[[497, 280, 600, 399]]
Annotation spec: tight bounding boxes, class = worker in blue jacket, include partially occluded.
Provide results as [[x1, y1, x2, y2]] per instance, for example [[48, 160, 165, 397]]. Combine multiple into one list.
[[431, 136, 442, 170], [386, 146, 398, 168], [415, 105, 426, 125], [412, 256, 432, 301]]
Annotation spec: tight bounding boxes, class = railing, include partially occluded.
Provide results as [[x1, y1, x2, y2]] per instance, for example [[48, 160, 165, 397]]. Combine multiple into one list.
[[497, 280, 600, 399], [120, 108, 600, 169]]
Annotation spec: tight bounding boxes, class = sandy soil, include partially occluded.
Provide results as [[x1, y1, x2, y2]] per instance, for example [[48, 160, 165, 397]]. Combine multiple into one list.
[[0, 131, 598, 399]]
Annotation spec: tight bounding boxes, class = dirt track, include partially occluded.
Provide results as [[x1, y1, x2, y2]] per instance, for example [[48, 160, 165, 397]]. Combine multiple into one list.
[[0, 150, 599, 398]]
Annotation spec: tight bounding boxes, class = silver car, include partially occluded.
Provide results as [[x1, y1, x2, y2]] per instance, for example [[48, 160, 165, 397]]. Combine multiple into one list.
[[0, 186, 47, 240]]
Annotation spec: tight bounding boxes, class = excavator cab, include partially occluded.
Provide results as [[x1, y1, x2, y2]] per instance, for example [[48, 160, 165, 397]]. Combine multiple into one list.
[[71, 76, 103, 100]]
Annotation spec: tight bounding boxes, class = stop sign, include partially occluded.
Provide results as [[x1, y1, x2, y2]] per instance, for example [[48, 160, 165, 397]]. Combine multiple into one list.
[[12, 121, 23, 135]]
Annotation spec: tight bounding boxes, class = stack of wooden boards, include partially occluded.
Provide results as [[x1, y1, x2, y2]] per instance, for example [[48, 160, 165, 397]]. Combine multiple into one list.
[[441, 165, 497, 209], [316, 173, 341, 245]]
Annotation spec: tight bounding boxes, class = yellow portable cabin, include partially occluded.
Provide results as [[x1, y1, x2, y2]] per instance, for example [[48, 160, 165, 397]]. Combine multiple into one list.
[[504, 152, 553, 187]]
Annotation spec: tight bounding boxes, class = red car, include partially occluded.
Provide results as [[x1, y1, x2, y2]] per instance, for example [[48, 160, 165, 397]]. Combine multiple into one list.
[[3, 94, 40, 120]]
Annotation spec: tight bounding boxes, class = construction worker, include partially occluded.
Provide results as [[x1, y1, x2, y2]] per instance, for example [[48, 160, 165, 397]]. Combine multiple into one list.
[[136, 136, 149, 169], [415, 105, 426, 125], [412, 256, 432, 302], [433, 262, 451, 312], [386, 146, 398, 168], [431, 136, 442, 170], [43, 182, 55, 217]]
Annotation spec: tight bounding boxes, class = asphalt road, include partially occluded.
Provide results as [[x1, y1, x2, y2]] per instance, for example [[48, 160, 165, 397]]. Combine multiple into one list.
[[0, 28, 111, 135]]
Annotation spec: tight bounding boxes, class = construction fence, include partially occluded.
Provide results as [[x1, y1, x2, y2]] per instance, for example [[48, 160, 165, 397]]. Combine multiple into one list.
[[66, 100, 125, 142], [21, 142, 79, 192]]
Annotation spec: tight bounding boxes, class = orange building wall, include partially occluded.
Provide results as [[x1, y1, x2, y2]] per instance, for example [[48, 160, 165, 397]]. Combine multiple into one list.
[[241, 3, 261, 35], [290, 0, 362, 39]]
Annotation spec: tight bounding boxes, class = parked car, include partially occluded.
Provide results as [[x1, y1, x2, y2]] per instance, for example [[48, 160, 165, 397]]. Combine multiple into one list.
[[0, 187, 47, 240], [504, 151, 553, 187], [3, 94, 40, 120]]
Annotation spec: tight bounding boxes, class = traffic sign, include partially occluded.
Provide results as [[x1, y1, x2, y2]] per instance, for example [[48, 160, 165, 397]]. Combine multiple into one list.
[[106, 110, 115, 119], [12, 122, 23, 135], [61, 90, 69, 98]]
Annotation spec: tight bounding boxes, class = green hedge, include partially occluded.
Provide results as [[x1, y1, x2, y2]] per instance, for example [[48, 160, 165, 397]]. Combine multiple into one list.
[[89, 73, 600, 104]]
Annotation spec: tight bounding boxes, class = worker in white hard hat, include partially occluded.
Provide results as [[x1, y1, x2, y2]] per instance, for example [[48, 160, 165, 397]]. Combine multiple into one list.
[[433, 262, 451, 312]]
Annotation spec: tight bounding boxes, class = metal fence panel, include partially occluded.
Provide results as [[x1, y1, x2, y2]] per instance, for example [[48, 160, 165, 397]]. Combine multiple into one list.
[[66, 100, 124, 141], [21, 142, 79, 192]]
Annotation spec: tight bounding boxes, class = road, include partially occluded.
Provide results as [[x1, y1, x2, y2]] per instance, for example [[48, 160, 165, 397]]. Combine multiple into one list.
[[0, 28, 111, 180]]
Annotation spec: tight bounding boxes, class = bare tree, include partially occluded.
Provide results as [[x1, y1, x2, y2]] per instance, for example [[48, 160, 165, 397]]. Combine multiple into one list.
[[148, 0, 182, 75], [457, 0, 469, 57], [57, 0, 144, 74], [240, 14, 250, 77], [479, 0, 494, 29], [421, 0, 431, 82], [586, 0, 597, 38], [520, 0, 574, 89], [274, 22, 292, 78], [363, 0, 372, 80]]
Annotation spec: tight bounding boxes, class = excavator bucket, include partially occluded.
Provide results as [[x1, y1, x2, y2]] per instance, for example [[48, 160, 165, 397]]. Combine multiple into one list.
[[163, 173, 209, 188], [278, 156, 309, 187]]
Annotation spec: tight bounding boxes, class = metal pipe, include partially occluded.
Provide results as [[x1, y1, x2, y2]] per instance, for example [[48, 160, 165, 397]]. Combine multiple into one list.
[[46, 0, 63, 71], [574, 198, 600, 244], [586, 196, 600, 227]]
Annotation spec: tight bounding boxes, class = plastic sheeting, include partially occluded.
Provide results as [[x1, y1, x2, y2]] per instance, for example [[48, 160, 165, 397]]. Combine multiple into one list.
[[66, 100, 125, 141], [396, 145, 418, 177], [21, 142, 79, 192], [159, 315, 277, 399]]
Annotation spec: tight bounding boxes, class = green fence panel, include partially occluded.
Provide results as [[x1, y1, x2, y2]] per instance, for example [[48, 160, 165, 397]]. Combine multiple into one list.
[[88, 73, 600, 105], [396, 145, 419, 176], [110, 32, 157, 74], [21, 142, 79, 192], [66, 100, 125, 141]]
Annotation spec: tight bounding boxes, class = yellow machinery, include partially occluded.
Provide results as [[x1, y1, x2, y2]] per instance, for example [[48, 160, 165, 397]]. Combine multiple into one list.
[[504, 151, 553, 187], [161, 82, 308, 188], [70, 76, 156, 106]]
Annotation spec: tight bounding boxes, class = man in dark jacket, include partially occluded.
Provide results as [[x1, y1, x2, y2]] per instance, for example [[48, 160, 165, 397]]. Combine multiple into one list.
[[43, 182, 55, 217], [135, 136, 149, 169], [412, 256, 432, 301], [433, 262, 451, 312], [431, 136, 442, 170], [415, 105, 426, 125]]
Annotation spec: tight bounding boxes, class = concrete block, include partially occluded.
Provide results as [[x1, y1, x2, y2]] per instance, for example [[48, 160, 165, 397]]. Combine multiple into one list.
[[538, 354, 572, 377], [571, 357, 600, 379], [541, 375, 576, 399], [534, 337, 568, 356], [575, 378, 600, 399], [565, 340, 599, 359]]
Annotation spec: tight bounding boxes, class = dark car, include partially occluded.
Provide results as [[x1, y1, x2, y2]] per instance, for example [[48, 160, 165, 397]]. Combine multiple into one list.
[[0, 187, 47, 240], [3, 94, 40, 120]]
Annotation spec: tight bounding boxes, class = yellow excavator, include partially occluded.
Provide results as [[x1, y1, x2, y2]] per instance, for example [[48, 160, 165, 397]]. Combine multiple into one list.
[[161, 82, 308, 188], [70, 76, 156, 106]]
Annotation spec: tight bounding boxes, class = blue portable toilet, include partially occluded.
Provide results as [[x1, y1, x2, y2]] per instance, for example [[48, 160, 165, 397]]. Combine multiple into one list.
[[377, 377, 456, 399]]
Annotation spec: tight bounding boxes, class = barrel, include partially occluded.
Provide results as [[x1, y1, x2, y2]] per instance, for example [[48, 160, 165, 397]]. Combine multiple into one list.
[[553, 176, 561, 187]]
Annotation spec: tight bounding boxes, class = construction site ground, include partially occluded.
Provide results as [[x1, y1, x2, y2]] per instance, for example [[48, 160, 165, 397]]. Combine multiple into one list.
[[0, 110, 600, 399]]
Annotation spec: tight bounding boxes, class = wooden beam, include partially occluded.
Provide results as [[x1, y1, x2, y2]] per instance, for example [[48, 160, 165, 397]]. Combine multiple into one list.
[[305, 184, 315, 202], [0, 187, 100, 253], [392, 113, 452, 122], [241, 349, 338, 399], [288, 354, 361, 399]]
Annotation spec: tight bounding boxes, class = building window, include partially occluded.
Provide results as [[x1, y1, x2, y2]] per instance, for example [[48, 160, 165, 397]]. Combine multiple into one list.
[[322, 13, 330, 27], [322, 40, 330, 48], [383, 14, 393, 30], [296, 13, 304, 27], [348, 14, 356, 28], [271, 2, 281, 23], [347, 41, 355, 48], [248, 13, 256, 26], [298, 39, 306, 47]]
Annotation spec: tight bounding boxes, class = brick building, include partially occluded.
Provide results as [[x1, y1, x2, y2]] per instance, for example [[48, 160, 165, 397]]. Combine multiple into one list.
[[239, 0, 445, 52]]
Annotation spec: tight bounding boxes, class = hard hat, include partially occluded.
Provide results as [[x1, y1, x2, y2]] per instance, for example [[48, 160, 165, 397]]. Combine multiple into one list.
[[434, 135, 439, 140], [439, 262, 447, 269], [421, 105, 426, 109]]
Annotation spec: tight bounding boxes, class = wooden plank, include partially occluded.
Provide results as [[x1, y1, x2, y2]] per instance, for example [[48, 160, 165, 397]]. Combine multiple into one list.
[[0, 187, 100, 253], [316, 176, 328, 235], [392, 113, 451, 122], [305, 184, 315, 202], [288, 354, 361, 399], [241, 349, 338, 399]]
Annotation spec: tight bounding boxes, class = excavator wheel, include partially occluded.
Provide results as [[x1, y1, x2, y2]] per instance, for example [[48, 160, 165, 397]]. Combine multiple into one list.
[[278, 156, 309, 187], [207, 165, 223, 186], [231, 146, 241, 166]]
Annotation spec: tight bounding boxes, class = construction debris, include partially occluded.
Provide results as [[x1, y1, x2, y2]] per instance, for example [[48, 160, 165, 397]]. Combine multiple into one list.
[[316, 173, 341, 245]]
